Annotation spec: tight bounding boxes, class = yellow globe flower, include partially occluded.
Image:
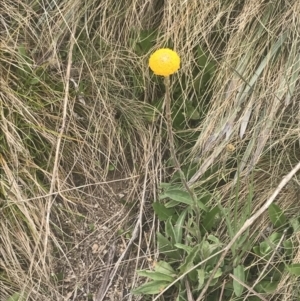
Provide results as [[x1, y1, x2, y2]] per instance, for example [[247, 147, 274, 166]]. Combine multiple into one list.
[[148, 48, 180, 76]]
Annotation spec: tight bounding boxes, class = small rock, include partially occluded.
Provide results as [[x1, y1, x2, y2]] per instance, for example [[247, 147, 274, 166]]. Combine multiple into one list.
[[92, 243, 99, 254]]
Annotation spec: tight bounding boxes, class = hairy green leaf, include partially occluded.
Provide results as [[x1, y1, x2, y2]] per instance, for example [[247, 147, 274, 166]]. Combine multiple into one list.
[[174, 243, 193, 254], [156, 232, 181, 259], [137, 270, 174, 282], [173, 208, 188, 243], [132, 281, 170, 295], [152, 202, 175, 221], [286, 264, 300, 276], [165, 218, 176, 243], [255, 280, 278, 293], [233, 265, 245, 297], [283, 239, 293, 257], [160, 189, 194, 206], [154, 261, 176, 275], [202, 206, 220, 232], [179, 244, 200, 274], [268, 203, 286, 228], [199, 240, 211, 260], [259, 241, 272, 256], [197, 269, 206, 290]]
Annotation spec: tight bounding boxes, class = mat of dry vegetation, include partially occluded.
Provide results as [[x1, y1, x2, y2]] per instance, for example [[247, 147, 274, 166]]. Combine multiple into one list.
[[1, 1, 300, 301]]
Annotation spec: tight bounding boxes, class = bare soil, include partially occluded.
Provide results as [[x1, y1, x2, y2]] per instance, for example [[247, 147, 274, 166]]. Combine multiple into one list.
[[52, 169, 146, 301]]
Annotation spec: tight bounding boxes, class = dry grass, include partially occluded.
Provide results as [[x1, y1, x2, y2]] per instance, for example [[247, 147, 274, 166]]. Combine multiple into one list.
[[1, 0, 300, 300]]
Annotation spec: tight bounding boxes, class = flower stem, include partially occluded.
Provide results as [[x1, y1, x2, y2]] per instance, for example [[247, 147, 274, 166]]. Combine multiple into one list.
[[164, 76, 200, 226]]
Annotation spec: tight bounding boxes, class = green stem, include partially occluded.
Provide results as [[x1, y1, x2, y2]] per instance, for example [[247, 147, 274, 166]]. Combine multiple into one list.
[[164, 76, 201, 238]]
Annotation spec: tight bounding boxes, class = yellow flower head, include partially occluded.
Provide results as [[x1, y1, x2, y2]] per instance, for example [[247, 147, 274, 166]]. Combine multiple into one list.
[[148, 48, 180, 76]]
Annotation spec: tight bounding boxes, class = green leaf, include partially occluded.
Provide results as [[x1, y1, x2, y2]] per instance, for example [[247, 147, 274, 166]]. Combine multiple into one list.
[[207, 235, 221, 245], [199, 239, 221, 262], [165, 218, 176, 244], [208, 278, 219, 287], [194, 46, 215, 95], [185, 102, 201, 120], [160, 189, 194, 206], [172, 105, 186, 130], [233, 265, 245, 297], [255, 280, 278, 293], [154, 261, 176, 275], [174, 243, 193, 254], [289, 217, 300, 232], [176, 290, 188, 301], [137, 270, 174, 282], [198, 193, 212, 204], [236, 232, 249, 249], [165, 200, 182, 208], [159, 182, 172, 189], [179, 244, 200, 274], [248, 297, 263, 301], [6, 293, 26, 301], [205, 61, 216, 76], [156, 232, 181, 259], [202, 206, 220, 232], [286, 264, 300, 276], [196, 46, 209, 69], [173, 208, 188, 243], [18, 44, 31, 64], [156, 232, 172, 252], [269, 232, 282, 244], [199, 240, 211, 260], [144, 105, 159, 122], [197, 269, 206, 290], [152, 202, 175, 221], [132, 280, 170, 295], [259, 241, 272, 256], [196, 198, 208, 211], [17, 44, 32, 76], [108, 163, 115, 171], [253, 246, 261, 256], [135, 29, 157, 54], [283, 240, 293, 257], [268, 203, 286, 228], [212, 268, 223, 279], [30, 77, 40, 85]]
